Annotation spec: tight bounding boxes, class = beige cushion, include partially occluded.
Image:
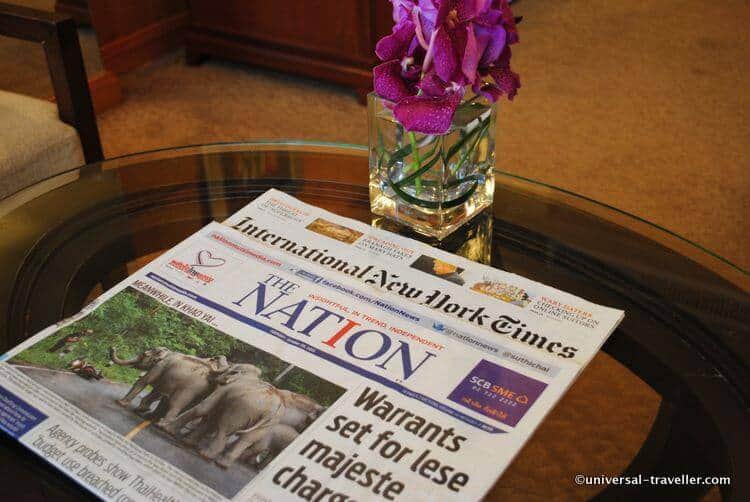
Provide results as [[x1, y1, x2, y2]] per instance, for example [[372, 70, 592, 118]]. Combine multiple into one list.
[[0, 89, 85, 200]]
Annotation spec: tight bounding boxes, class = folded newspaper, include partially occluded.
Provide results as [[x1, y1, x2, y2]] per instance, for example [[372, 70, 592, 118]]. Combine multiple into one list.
[[0, 189, 623, 501]]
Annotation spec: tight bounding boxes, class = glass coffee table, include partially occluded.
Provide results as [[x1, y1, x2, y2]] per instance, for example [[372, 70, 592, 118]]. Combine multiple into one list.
[[0, 142, 747, 501]]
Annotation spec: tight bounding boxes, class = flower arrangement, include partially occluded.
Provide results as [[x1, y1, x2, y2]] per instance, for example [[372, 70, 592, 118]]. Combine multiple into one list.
[[373, 0, 520, 134], [368, 0, 521, 238]]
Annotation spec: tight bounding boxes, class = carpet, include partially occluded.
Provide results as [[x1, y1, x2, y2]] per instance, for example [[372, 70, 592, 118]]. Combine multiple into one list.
[[94, 1, 749, 272], [2, 1, 747, 271]]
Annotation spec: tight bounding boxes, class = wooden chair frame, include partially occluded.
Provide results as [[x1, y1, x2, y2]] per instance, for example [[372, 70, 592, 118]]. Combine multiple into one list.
[[0, 2, 103, 163]]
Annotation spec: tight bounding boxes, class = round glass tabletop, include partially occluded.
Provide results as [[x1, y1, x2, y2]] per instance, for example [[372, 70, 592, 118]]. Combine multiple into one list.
[[0, 142, 747, 501]]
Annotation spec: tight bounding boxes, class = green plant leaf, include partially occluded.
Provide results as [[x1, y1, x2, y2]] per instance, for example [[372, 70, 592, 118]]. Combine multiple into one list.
[[387, 177, 479, 210], [387, 142, 413, 168], [451, 121, 489, 175], [445, 115, 488, 162], [394, 151, 441, 187]]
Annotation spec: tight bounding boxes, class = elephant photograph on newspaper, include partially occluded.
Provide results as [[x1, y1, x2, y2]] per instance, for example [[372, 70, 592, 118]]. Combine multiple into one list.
[[9, 286, 346, 498]]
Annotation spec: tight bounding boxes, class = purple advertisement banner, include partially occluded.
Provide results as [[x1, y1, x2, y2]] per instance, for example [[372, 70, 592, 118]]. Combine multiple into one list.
[[448, 360, 547, 427]]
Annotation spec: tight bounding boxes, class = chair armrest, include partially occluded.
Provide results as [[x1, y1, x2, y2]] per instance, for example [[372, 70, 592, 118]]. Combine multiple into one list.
[[0, 2, 103, 164], [0, 3, 68, 41]]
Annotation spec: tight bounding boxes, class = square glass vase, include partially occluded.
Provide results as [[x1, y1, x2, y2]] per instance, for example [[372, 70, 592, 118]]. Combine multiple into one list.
[[368, 92, 497, 240]]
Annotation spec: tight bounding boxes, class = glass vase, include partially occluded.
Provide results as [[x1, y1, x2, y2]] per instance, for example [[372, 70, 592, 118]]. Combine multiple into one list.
[[368, 92, 496, 240]]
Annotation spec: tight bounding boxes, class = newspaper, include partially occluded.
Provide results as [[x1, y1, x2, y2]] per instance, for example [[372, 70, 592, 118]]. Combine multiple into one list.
[[224, 190, 624, 366], [0, 192, 623, 501]]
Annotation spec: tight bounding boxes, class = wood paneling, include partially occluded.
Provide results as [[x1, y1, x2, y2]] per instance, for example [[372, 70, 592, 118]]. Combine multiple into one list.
[[54, 0, 91, 25], [190, 1, 373, 63], [186, 0, 392, 100], [88, 0, 188, 74], [88, 0, 186, 45], [86, 70, 121, 113], [98, 11, 188, 73], [186, 29, 373, 89], [83, 0, 392, 102]]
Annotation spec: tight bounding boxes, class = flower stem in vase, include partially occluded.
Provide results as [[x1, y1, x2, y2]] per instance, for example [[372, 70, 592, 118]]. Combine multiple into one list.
[[368, 0, 519, 238], [408, 132, 423, 196]]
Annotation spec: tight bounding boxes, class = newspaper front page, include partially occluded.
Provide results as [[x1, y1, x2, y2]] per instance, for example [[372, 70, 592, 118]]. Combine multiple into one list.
[[224, 190, 624, 366], [0, 193, 623, 501]]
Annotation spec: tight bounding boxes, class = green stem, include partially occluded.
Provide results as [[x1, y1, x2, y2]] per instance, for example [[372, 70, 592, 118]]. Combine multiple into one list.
[[451, 121, 488, 175], [394, 150, 441, 187], [387, 177, 479, 209], [445, 114, 488, 162], [387, 134, 436, 168], [408, 132, 423, 195], [381, 116, 489, 210]]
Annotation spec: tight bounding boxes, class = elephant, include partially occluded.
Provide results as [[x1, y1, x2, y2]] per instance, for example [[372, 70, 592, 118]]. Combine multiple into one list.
[[226, 390, 322, 469], [110, 347, 230, 428], [277, 389, 326, 432], [163, 363, 284, 466], [237, 424, 299, 469]]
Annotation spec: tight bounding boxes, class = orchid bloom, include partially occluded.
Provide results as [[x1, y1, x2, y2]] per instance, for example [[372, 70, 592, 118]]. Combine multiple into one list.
[[373, 0, 520, 134]]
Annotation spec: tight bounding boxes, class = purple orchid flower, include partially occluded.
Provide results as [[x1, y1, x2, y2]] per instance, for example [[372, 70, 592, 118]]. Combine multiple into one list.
[[373, 0, 520, 134]]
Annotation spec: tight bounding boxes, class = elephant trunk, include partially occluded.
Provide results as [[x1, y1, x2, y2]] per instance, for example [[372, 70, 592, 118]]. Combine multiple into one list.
[[110, 347, 141, 366]]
